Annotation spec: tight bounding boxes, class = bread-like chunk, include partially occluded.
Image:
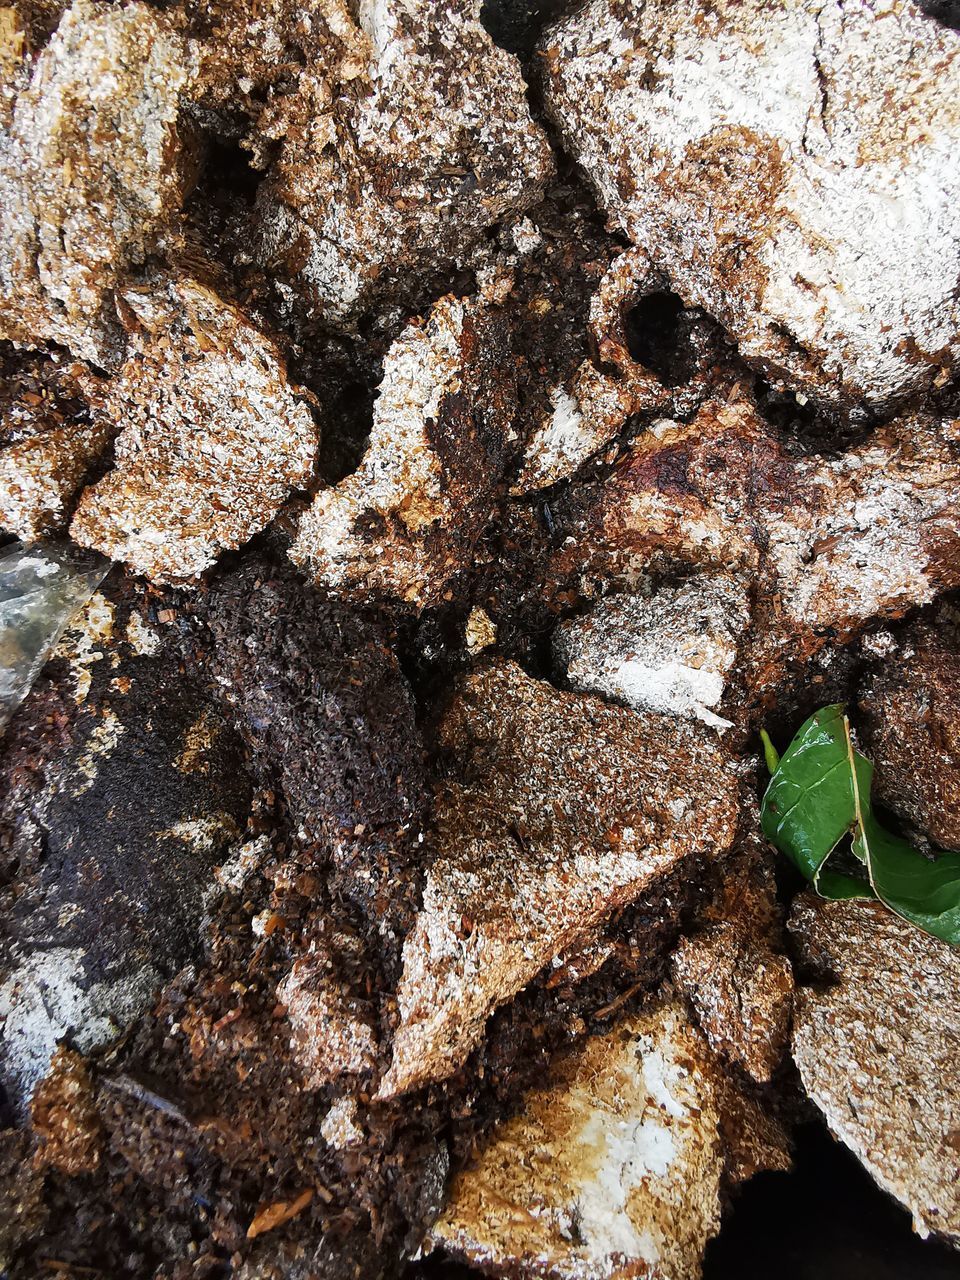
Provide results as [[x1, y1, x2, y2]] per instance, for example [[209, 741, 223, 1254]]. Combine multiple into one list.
[[859, 607, 960, 852], [790, 895, 960, 1245], [70, 276, 318, 583], [0, 0, 196, 366], [378, 661, 740, 1098], [430, 1000, 774, 1280], [251, 0, 553, 323], [541, 0, 960, 412], [555, 401, 960, 699]]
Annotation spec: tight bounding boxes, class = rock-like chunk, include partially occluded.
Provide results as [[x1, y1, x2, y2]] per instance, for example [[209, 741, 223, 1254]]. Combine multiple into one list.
[[378, 661, 740, 1097], [70, 276, 318, 583], [0, 351, 115, 541], [790, 895, 960, 1244], [277, 925, 377, 1090], [254, 0, 553, 323], [555, 401, 960, 697], [429, 1001, 728, 1280], [541, 0, 960, 412], [555, 575, 750, 730], [30, 1046, 103, 1175], [672, 923, 793, 1083], [0, 0, 196, 366], [291, 296, 514, 609], [858, 607, 960, 851]]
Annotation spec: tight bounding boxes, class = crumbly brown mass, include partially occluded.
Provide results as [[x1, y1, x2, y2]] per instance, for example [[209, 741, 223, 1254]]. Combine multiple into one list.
[[858, 605, 960, 851], [2, 1, 960, 1277]]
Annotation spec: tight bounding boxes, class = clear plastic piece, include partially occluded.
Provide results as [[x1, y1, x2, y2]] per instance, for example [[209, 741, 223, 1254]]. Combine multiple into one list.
[[0, 540, 111, 732]]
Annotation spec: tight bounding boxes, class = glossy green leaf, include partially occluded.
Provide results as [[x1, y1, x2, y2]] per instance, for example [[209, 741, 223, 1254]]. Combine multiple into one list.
[[760, 703, 960, 945], [759, 705, 855, 881], [848, 752, 960, 945]]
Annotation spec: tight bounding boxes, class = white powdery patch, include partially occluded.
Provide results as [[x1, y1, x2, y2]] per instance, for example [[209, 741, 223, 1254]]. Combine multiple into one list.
[[0, 945, 161, 1107], [556, 576, 750, 731], [429, 1001, 726, 1280]]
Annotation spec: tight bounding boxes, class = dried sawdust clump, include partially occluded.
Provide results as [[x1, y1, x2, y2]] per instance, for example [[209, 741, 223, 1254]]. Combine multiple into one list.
[[70, 276, 318, 583]]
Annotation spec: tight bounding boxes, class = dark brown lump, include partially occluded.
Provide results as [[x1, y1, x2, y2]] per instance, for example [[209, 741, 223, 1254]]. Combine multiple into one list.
[[205, 557, 429, 936]]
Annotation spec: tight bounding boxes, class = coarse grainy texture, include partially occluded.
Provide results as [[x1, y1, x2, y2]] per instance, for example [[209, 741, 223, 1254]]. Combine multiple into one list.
[[206, 558, 428, 931], [540, 0, 960, 413], [251, 0, 553, 323], [672, 922, 794, 1083], [291, 295, 515, 609], [790, 895, 960, 1244], [858, 605, 960, 851], [0, 0, 197, 366], [429, 1000, 729, 1280], [553, 399, 960, 700], [379, 660, 740, 1098], [0, 366, 111, 540], [276, 922, 378, 1090], [30, 1046, 103, 1175], [69, 276, 318, 583], [0, 579, 250, 1112], [555, 574, 751, 730]]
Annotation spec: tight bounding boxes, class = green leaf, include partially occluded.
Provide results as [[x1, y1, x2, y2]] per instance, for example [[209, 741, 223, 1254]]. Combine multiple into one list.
[[759, 705, 855, 881], [761, 703, 960, 945], [846, 746, 960, 946], [759, 728, 780, 775]]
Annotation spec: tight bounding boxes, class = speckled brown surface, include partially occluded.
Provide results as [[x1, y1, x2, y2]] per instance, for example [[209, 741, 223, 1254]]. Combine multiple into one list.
[[1, 1, 960, 1277]]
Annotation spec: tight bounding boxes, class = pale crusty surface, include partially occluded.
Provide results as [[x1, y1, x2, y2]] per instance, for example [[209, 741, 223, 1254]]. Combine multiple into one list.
[[555, 575, 750, 732], [672, 922, 793, 1084], [378, 661, 740, 1098], [429, 1000, 727, 1280], [253, 0, 553, 323], [790, 895, 960, 1244], [0, 400, 110, 541], [291, 295, 513, 609], [540, 0, 960, 412], [0, 0, 196, 366], [70, 276, 318, 583], [555, 399, 960, 698]]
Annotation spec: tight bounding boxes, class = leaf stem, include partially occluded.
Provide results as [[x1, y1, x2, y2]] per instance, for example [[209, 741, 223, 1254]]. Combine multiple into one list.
[[759, 728, 780, 774]]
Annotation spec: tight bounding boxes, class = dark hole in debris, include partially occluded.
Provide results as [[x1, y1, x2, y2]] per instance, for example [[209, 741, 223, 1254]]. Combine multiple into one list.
[[624, 290, 690, 386]]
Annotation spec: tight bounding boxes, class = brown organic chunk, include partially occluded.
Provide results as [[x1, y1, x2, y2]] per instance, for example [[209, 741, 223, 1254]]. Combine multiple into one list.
[[790, 895, 960, 1244], [555, 400, 960, 699], [0, 385, 110, 539], [291, 295, 514, 609], [379, 661, 739, 1097], [0, 0, 196, 366], [430, 1001, 739, 1280], [250, 0, 553, 322], [31, 1045, 102, 1174], [277, 925, 377, 1090], [516, 247, 728, 492], [858, 607, 960, 851], [70, 276, 318, 582], [672, 922, 793, 1083], [541, 0, 960, 412]]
